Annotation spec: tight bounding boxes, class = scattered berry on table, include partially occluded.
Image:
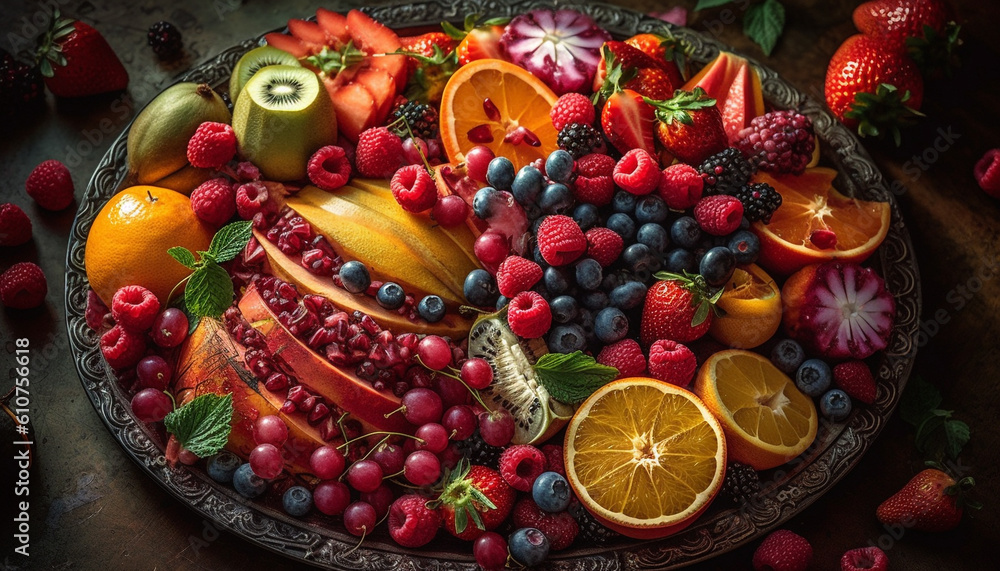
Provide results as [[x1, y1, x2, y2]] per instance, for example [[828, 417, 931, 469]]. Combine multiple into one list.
[[283, 486, 312, 517], [147, 21, 183, 59], [508, 527, 551, 566], [1, 49, 44, 115], [25, 159, 74, 211], [0, 203, 32, 246], [697, 147, 756, 196], [771, 339, 806, 375], [734, 182, 782, 223], [356, 127, 405, 178], [0, 261, 47, 309], [648, 339, 697, 386], [840, 546, 889, 571], [550, 92, 596, 131], [974, 148, 1000, 198], [508, 290, 552, 339], [752, 529, 813, 571], [190, 178, 236, 227], [735, 110, 815, 175], [111, 285, 160, 331], [658, 163, 704, 209], [388, 494, 442, 548], [796, 358, 833, 397], [499, 444, 547, 492], [820, 389, 853, 421], [721, 461, 761, 505], [694, 194, 744, 236], [532, 471, 572, 513], [187, 121, 237, 169], [206, 451, 241, 483], [832, 360, 877, 405], [307, 145, 352, 191]]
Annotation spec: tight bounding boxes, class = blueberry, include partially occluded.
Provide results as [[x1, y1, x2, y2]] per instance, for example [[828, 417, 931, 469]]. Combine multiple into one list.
[[339, 261, 371, 294], [472, 186, 499, 219], [512, 165, 544, 205], [283, 485, 312, 517], [770, 339, 805, 374], [232, 463, 267, 498], [635, 195, 668, 224], [727, 230, 760, 265], [699, 246, 736, 287], [576, 308, 596, 342], [575, 258, 603, 291], [670, 216, 702, 249], [796, 358, 833, 397], [533, 241, 549, 268], [508, 528, 550, 567], [539, 182, 574, 215], [464, 269, 498, 306], [545, 149, 575, 183], [532, 471, 572, 513], [580, 290, 609, 311], [611, 190, 637, 214], [524, 202, 543, 221], [664, 248, 696, 273], [572, 203, 600, 231], [820, 389, 853, 422], [601, 272, 625, 292], [543, 266, 571, 296], [606, 213, 636, 243], [550, 295, 579, 324], [740, 216, 751, 230], [548, 324, 587, 353], [418, 294, 446, 322], [376, 282, 405, 309], [486, 156, 516, 190], [206, 451, 241, 483], [637, 222, 670, 253], [622, 243, 661, 279], [610, 281, 648, 310], [594, 307, 629, 344]]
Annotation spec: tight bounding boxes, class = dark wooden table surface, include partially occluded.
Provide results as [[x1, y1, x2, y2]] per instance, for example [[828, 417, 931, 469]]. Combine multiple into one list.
[[1, 0, 996, 569]]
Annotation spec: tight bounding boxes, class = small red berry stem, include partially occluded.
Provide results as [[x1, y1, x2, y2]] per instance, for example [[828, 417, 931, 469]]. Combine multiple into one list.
[[424, 360, 492, 411], [336, 431, 423, 451]]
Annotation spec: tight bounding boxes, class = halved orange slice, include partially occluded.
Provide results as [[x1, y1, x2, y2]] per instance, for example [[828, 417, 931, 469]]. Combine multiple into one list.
[[709, 263, 782, 349]]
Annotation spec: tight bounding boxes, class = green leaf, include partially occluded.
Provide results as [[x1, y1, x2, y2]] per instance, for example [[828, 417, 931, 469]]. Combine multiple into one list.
[[441, 20, 465, 40], [208, 220, 252, 263], [695, 0, 734, 10], [163, 393, 234, 458], [944, 419, 970, 461], [744, 0, 786, 56], [533, 351, 618, 405], [184, 261, 234, 319], [481, 17, 510, 27], [900, 376, 942, 426], [692, 300, 711, 327], [168, 246, 197, 269], [914, 412, 947, 453]]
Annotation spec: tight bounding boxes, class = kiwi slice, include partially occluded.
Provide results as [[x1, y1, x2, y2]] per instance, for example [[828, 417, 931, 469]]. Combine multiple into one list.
[[229, 46, 301, 105], [232, 65, 337, 181]]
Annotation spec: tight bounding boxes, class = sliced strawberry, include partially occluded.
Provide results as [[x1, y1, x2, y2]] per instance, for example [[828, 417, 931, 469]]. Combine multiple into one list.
[[601, 88, 657, 157], [328, 81, 378, 141], [355, 67, 397, 120], [264, 32, 309, 58], [456, 26, 505, 65], [316, 8, 350, 45], [288, 19, 329, 53]]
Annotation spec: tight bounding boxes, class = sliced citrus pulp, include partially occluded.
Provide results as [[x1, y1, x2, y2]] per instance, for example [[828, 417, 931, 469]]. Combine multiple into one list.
[[751, 167, 890, 275], [439, 59, 559, 170], [709, 263, 782, 349], [564, 377, 726, 539], [694, 350, 817, 470]]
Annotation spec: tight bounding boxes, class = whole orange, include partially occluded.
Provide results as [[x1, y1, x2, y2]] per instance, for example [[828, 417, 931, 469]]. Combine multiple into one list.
[[85, 186, 214, 306]]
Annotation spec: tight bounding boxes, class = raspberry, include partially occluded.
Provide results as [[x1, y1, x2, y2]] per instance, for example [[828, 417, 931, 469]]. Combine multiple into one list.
[[235, 161, 261, 182], [573, 174, 614, 207], [307, 145, 352, 191], [536, 215, 587, 266], [499, 444, 547, 492], [550, 92, 595, 131], [596, 338, 646, 378], [576, 153, 616, 178], [507, 291, 552, 339], [658, 164, 704, 209], [693, 194, 744, 236], [974, 148, 1000, 198], [832, 361, 877, 405], [356, 127, 405, 178], [735, 110, 815, 175], [387, 493, 442, 548], [511, 498, 579, 551], [235, 181, 272, 220], [840, 546, 889, 571], [111, 285, 161, 331], [100, 324, 147, 369], [389, 164, 437, 212], [187, 122, 237, 169], [584, 227, 624, 268], [612, 148, 660, 195], [495, 255, 543, 298], [86, 289, 112, 331], [0, 262, 47, 309], [0, 203, 32, 246], [540, 444, 565, 477], [647, 339, 696, 386], [25, 160, 74, 211], [752, 529, 813, 571], [190, 177, 236, 227]]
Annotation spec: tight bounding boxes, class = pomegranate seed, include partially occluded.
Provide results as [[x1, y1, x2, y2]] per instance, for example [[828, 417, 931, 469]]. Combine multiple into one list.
[[309, 403, 330, 423], [319, 416, 339, 441], [482, 98, 501, 121], [280, 400, 297, 414], [287, 385, 309, 405], [810, 229, 838, 249], [467, 124, 494, 144], [299, 396, 317, 412], [264, 373, 289, 391]]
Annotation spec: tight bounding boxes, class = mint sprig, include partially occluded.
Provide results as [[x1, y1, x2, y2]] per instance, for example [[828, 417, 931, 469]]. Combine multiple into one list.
[[900, 376, 970, 462], [694, 0, 786, 56], [167, 220, 252, 319], [163, 393, 234, 458], [534, 351, 618, 405]]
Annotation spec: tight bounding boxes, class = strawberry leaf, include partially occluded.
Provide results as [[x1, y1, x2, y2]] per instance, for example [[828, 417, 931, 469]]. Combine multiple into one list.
[[944, 419, 970, 461], [744, 0, 785, 56], [694, 0, 734, 10]]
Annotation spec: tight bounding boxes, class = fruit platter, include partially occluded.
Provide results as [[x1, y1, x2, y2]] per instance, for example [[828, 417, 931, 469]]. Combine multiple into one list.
[[64, 1, 920, 569]]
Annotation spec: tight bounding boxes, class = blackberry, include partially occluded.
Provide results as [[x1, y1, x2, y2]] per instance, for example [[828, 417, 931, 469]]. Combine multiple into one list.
[[734, 110, 815, 175], [697, 147, 755, 195], [734, 182, 782, 223], [0, 50, 43, 114], [721, 462, 761, 505], [147, 21, 183, 59], [456, 430, 502, 469], [569, 501, 620, 545], [558, 122, 603, 159], [390, 100, 439, 140]]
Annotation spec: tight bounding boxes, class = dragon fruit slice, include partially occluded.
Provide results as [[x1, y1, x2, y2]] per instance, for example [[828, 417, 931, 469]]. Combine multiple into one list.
[[782, 262, 896, 360], [500, 9, 611, 95]]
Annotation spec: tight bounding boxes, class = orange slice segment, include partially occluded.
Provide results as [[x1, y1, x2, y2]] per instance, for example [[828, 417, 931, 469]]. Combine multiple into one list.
[[709, 264, 782, 349], [439, 59, 559, 170], [564, 377, 726, 539], [751, 167, 890, 275]]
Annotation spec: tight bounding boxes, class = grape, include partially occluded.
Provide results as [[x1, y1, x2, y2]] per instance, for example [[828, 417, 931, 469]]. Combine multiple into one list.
[[432, 194, 469, 228], [438, 441, 464, 470], [343, 502, 377, 537], [465, 146, 496, 183], [136, 355, 172, 391], [474, 231, 510, 269], [309, 445, 346, 480], [474, 532, 509, 571], [460, 357, 494, 389], [360, 483, 395, 519], [403, 450, 441, 486], [151, 308, 189, 348], [402, 137, 429, 165], [313, 480, 351, 516], [433, 374, 470, 409], [346, 459, 384, 493], [478, 408, 515, 447], [369, 442, 405, 475], [253, 415, 289, 446], [415, 423, 449, 453], [442, 405, 477, 441], [417, 335, 452, 371], [131, 388, 173, 423], [400, 388, 443, 425], [249, 443, 284, 479]]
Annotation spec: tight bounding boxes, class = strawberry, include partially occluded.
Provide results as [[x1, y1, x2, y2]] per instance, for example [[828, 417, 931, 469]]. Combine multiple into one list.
[[625, 33, 686, 88], [401, 32, 456, 60], [832, 361, 878, 405], [594, 43, 675, 102], [853, 0, 954, 54], [824, 34, 924, 145], [646, 88, 728, 166], [601, 88, 657, 157], [432, 459, 515, 541], [876, 468, 979, 532], [35, 11, 128, 98], [444, 15, 508, 66], [639, 272, 721, 346], [400, 32, 458, 103]]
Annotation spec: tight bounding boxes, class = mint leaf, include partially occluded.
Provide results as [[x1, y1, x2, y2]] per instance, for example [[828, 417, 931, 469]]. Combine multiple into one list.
[[534, 351, 618, 405], [168, 246, 197, 269], [184, 261, 234, 319], [944, 419, 970, 461], [164, 393, 233, 458], [744, 0, 785, 56], [695, 0, 733, 10], [208, 220, 253, 263], [900, 376, 942, 426]]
